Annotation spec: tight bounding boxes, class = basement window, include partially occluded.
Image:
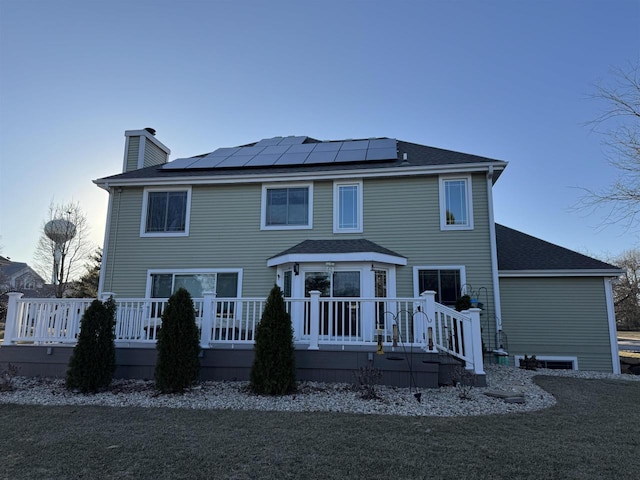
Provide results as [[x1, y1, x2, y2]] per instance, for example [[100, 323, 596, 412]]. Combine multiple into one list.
[[514, 355, 578, 370]]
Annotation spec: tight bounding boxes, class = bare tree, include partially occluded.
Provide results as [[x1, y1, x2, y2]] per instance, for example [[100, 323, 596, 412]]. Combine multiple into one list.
[[613, 249, 640, 331], [68, 247, 102, 298], [34, 201, 95, 298], [582, 62, 640, 231]]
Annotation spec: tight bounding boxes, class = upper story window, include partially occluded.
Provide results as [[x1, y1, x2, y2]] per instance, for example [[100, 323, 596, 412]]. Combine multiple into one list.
[[439, 176, 473, 230], [261, 183, 313, 230], [141, 187, 191, 237], [334, 180, 363, 233]]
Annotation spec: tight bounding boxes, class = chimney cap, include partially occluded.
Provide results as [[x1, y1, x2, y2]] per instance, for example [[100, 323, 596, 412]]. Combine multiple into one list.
[[145, 127, 156, 136]]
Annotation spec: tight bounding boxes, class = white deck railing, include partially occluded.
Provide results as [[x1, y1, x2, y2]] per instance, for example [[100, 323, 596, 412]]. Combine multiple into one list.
[[3, 290, 484, 374]]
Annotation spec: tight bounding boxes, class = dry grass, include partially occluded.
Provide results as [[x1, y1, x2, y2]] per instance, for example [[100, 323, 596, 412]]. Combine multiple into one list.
[[0, 376, 638, 479]]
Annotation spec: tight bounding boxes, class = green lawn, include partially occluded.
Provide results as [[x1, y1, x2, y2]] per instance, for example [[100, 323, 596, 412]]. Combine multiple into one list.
[[0, 376, 638, 480]]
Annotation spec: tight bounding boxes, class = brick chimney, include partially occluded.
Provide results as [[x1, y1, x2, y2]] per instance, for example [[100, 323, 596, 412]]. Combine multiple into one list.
[[122, 128, 171, 173]]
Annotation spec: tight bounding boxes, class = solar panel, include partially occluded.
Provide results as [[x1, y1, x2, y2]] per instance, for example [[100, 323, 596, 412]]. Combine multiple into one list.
[[313, 142, 342, 152], [287, 143, 316, 153], [215, 155, 255, 168], [254, 137, 283, 147], [262, 145, 290, 155], [162, 138, 398, 170], [187, 156, 225, 169], [275, 152, 311, 165], [279, 136, 307, 145], [210, 147, 242, 157], [231, 146, 266, 156], [243, 154, 282, 167], [340, 140, 369, 150], [335, 148, 367, 162], [162, 157, 202, 169], [368, 138, 395, 150], [304, 150, 338, 164]]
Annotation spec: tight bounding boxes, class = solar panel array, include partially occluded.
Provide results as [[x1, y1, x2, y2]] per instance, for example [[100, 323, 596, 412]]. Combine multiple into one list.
[[163, 137, 397, 170]]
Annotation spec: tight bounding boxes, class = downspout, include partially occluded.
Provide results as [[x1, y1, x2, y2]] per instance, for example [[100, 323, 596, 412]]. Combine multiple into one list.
[[486, 166, 503, 349], [98, 185, 121, 296], [97, 183, 113, 297], [604, 277, 621, 374]]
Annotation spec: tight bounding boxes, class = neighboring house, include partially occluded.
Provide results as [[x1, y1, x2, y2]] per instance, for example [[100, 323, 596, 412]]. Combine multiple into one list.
[[0, 260, 46, 291], [0, 129, 623, 381]]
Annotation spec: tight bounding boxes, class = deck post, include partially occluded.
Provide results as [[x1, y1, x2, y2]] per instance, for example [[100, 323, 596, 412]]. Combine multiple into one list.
[[3, 292, 23, 345], [420, 291, 437, 352], [308, 290, 320, 350], [201, 291, 216, 348], [465, 308, 485, 374]]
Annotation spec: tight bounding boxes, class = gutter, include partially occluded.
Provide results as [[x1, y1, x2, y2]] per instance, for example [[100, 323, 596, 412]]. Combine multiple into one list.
[[498, 269, 624, 278], [97, 183, 112, 296], [93, 161, 508, 189]]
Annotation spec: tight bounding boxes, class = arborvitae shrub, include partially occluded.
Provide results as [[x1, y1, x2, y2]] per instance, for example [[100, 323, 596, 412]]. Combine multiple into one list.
[[66, 297, 116, 393], [155, 288, 201, 393], [250, 285, 296, 395]]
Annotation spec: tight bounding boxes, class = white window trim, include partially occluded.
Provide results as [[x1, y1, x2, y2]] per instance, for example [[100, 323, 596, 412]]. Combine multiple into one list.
[[261, 182, 313, 230], [439, 175, 474, 231], [145, 268, 243, 298], [513, 355, 578, 370], [412, 265, 467, 298], [333, 179, 363, 233], [140, 186, 192, 237]]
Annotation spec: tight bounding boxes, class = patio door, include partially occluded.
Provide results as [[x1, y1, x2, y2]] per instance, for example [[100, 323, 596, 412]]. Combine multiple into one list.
[[304, 270, 361, 338]]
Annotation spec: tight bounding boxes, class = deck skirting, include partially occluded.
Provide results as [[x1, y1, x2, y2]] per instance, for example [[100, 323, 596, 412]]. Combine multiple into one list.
[[0, 345, 487, 388]]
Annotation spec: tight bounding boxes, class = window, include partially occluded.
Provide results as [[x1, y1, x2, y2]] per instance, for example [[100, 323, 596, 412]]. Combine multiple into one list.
[[439, 176, 473, 230], [515, 355, 578, 370], [149, 270, 240, 299], [334, 180, 363, 233], [414, 267, 466, 307], [283, 270, 292, 298], [141, 187, 191, 237], [261, 184, 313, 229]]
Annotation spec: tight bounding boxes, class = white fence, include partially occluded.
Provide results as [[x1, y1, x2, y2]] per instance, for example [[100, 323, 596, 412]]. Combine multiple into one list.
[[3, 291, 484, 374]]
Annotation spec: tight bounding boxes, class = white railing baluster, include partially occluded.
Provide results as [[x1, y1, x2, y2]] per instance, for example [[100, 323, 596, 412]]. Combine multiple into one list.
[[2, 295, 484, 374]]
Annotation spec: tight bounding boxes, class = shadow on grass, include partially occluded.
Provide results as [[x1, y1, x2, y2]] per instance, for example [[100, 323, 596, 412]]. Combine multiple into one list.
[[0, 376, 638, 480]]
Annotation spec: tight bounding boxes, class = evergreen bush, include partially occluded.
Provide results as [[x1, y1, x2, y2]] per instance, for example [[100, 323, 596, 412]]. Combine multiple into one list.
[[455, 295, 472, 312], [250, 285, 296, 395], [155, 288, 201, 393], [66, 297, 116, 393]]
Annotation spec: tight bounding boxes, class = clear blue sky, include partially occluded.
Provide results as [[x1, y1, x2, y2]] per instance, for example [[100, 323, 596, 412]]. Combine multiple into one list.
[[1, 0, 639, 270]]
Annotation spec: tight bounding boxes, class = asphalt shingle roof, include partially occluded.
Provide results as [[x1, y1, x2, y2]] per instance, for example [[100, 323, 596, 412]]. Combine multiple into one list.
[[269, 239, 405, 260], [495, 224, 620, 272], [96, 138, 506, 183]]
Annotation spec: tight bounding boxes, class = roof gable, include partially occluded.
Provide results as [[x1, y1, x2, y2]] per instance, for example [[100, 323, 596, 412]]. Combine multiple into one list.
[[267, 239, 407, 267]]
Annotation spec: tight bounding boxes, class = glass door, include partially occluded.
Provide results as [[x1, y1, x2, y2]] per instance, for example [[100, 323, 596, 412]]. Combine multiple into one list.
[[332, 271, 361, 337], [304, 270, 361, 338]]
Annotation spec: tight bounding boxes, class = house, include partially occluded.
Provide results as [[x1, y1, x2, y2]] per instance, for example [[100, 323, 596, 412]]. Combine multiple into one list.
[[0, 259, 46, 291], [0, 129, 623, 384]]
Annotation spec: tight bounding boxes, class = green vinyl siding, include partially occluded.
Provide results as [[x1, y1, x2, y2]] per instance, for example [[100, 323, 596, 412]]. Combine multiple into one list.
[[143, 140, 166, 168], [125, 137, 140, 172], [499, 277, 613, 372], [102, 173, 496, 326]]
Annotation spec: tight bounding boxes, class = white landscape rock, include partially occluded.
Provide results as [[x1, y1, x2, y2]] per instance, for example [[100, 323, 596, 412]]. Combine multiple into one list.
[[1, 365, 638, 417]]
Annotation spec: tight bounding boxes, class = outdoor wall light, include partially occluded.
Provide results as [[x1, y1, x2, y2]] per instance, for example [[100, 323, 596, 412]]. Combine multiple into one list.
[[293, 263, 299, 275]]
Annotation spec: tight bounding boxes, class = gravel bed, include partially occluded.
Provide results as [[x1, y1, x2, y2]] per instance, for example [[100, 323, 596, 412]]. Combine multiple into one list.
[[1, 366, 638, 417]]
